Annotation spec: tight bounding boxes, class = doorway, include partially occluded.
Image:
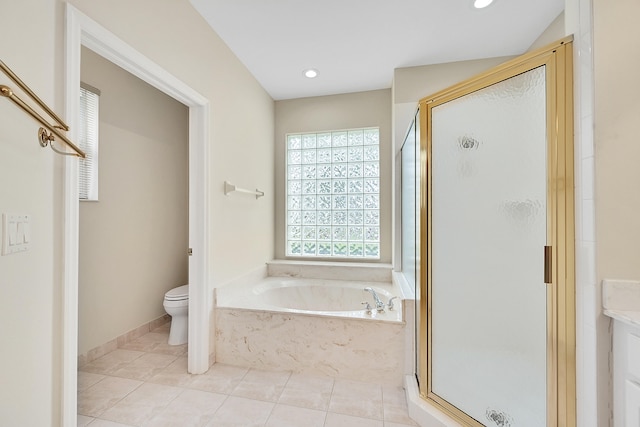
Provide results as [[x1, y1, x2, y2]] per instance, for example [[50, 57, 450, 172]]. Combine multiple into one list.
[[62, 5, 211, 426], [417, 38, 575, 426], [77, 46, 189, 361]]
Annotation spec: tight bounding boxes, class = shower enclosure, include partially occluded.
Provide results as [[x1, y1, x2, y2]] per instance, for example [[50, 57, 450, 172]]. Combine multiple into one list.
[[403, 38, 576, 426]]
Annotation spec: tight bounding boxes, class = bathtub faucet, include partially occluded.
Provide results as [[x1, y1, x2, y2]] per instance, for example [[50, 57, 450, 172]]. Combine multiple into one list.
[[364, 287, 385, 312]]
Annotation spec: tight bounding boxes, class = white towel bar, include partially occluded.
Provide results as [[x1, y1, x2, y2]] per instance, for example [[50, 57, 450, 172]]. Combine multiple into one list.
[[224, 181, 264, 199]]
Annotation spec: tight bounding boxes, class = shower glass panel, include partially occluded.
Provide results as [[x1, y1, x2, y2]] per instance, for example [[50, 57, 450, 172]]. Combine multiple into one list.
[[430, 66, 547, 426], [401, 110, 421, 376], [401, 112, 419, 289]]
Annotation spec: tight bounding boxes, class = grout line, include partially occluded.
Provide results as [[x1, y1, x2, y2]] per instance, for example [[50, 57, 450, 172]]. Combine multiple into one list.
[[264, 399, 278, 426]]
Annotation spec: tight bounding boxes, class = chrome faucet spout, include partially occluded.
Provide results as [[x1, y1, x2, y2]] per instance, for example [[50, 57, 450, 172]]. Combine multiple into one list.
[[364, 287, 385, 312]]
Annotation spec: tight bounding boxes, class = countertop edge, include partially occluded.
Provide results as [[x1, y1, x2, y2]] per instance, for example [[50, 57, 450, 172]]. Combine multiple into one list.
[[604, 309, 640, 328]]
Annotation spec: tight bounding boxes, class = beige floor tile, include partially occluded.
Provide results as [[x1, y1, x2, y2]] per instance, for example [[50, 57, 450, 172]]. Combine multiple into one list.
[[189, 363, 248, 394], [120, 332, 187, 357], [99, 382, 182, 426], [77, 376, 142, 417], [278, 373, 334, 410], [328, 379, 383, 420], [109, 352, 177, 381], [147, 356, 193, 387], [87, 420, 136, 427], [119, 332, 168, 351], [78, 371, 106, 391], [77, 330, 415, 427], [80, 350, 145, 375], [384, 422, 421, 427], [77, 414, 94, 426], [152, 323, 171, 333], [144, 389, 227, 427], [231, 368, 291, 402], [382, 386, 418, 426], [265, 404, 326, 427], [205, 396, 274, 427], [324, 412, 384, 427]]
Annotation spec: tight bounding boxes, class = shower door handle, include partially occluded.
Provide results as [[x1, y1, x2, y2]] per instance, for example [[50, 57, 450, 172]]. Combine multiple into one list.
[[544, 245, 552, 284]]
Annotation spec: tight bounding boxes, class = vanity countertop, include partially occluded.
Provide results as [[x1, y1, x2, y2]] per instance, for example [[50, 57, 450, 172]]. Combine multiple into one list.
[[604, 309, 640, 328], [603, 279, 640, 328]]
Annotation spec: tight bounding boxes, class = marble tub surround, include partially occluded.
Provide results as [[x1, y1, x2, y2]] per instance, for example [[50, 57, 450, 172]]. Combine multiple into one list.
[[215, 262, 406, 385], [603, 279, 640, 327], [215, 308, 405, 385], [267, 259, 393, 282]]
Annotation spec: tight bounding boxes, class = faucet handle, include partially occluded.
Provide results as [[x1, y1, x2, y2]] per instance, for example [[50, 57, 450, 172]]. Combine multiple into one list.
[[387, 296, 399, 311], [361, 301, 372, 314]]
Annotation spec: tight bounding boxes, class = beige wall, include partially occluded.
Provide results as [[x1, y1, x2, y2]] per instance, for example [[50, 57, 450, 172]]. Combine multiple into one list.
[[274, 90, 392, 262], [594, 0, 640, 281], [78, 48, 189, 354], [528, 11, 566, 51], [66, 0, 275, 288], [592, 7, 640, 421], [0, 0, 274, 425], [392, 56, 514, 153]]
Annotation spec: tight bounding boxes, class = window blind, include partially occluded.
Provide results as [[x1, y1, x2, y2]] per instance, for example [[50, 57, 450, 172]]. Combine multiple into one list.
[[79, 84, 99, 201]]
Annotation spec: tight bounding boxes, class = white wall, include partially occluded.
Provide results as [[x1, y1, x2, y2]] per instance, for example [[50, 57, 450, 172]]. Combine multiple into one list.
[[274, 89, 392, 262], [78, 47, 189, 355], [0, 0, 275, 425], [0, 1, 57, 424], [562, 0, 601, 424]]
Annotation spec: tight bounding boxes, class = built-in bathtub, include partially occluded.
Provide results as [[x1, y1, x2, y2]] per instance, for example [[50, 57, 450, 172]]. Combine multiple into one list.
[[217, 276, 403, 322], [214, 264, 407, 385]]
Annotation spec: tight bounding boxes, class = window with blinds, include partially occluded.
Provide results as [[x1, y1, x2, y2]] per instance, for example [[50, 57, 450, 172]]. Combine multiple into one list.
[[79, 83, 99, 201]]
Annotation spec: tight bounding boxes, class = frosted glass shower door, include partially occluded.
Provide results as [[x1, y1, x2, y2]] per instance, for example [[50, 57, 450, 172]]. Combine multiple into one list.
[[430, 66, 548, 426]]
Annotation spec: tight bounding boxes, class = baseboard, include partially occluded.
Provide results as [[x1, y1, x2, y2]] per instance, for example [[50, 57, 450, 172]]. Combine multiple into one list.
[[77, 314, 171, 367]]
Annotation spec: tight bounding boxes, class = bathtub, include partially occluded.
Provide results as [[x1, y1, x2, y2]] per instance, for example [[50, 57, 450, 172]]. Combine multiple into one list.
[[217, 276, 403, 322], [215, 274, 407, 384]]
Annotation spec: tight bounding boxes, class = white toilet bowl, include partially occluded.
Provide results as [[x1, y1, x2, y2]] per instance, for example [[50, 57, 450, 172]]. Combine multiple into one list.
[[163, 284, 189, 345]]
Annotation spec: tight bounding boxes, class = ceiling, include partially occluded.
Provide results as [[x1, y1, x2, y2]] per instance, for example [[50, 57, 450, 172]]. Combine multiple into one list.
[[190, 0, 564, 101]]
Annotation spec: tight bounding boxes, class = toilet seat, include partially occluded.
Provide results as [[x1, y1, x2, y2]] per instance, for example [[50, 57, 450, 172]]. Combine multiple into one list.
[[164, 284, 189, 301]]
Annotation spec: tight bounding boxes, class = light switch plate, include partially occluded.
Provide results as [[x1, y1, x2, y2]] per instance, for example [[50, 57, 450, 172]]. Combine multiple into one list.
[[2, 213, 30, 255]]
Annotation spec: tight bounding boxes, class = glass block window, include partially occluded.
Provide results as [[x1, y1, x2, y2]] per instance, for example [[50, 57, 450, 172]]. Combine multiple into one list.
[[286, 128, 380, 258]]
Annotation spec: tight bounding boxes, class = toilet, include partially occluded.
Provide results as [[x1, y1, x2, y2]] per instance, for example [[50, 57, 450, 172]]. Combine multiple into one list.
[[163, 284, 189, 345]]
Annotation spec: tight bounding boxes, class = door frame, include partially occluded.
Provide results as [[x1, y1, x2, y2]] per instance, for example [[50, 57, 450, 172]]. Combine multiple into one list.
[[62, 4, 211, 426], [417, 37, 575, 427]]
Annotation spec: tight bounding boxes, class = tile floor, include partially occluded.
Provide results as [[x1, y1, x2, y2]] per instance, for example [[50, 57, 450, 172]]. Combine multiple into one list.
[[78, 324, 417, 427]]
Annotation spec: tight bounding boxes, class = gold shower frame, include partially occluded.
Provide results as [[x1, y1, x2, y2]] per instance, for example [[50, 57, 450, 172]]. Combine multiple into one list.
[[417, 37, 575, 427]]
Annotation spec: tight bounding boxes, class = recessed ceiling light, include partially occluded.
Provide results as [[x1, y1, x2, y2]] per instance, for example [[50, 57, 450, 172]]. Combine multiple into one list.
[[303, 69, 318, 79], [474, 0, 494, 8]]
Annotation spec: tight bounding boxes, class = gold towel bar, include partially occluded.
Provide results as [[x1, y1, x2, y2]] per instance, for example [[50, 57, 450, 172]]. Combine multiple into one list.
[[0, 60, 85, 158]]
